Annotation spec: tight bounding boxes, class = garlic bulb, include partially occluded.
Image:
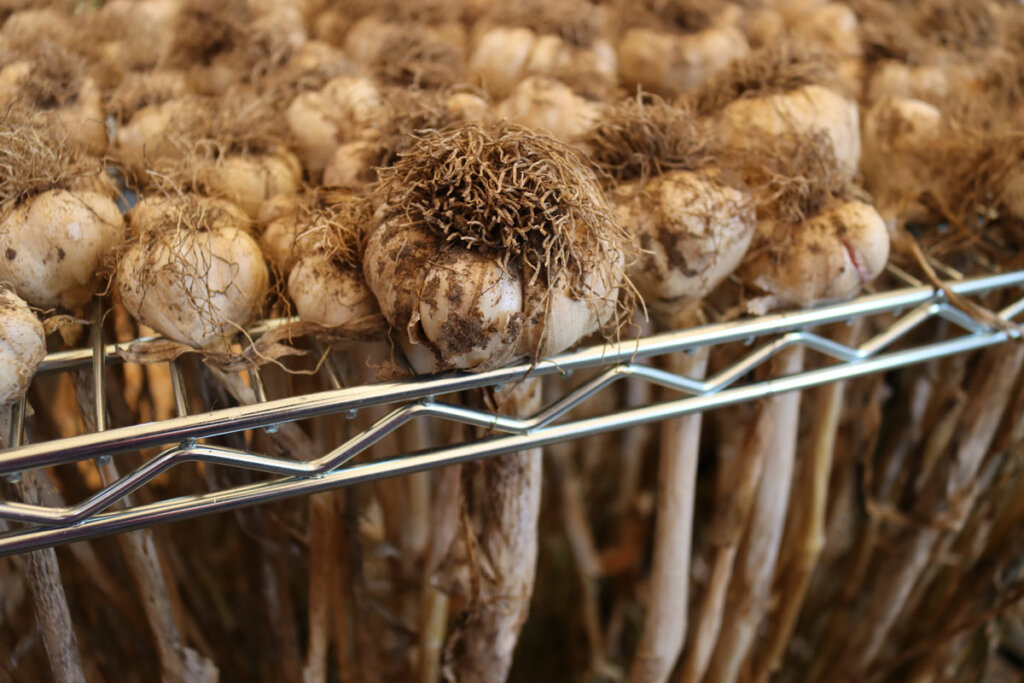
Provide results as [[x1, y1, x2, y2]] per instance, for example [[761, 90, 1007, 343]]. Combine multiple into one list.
[[496, 76, 602, 142], [196, 150, 303, 219], [0, 190, 124, 311], [364, 122, 630, 372], [115, 97, 207, 173], [861, 96, 943, 221], [0, 287, 46, 407], [616, 171, 756, 316], [741, 198, 889, 311], [285, 76, 384, 174], [617, 25, 749, 97], [288, 252, 381, 330], [718, 84, 861, 182], [469, 27, 537, 98], [118, 196, 268, 348]]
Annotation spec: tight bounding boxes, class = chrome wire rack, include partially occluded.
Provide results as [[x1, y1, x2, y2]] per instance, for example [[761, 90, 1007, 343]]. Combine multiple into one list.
[[1, 265, 1022, 557]]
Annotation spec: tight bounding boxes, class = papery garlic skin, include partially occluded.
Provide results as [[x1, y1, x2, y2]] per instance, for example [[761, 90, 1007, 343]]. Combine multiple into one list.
[[289, 252, 381, 329], [115, 98, 206, 172], [285, 76, 384, 174], [717, 84, 861, 182], [618, 25, 749, 97], [118, 205, 268, 348], [0, 287, 46, 407], [496, 76, 602, 142], [469, 27, 537, 98], [741, 198, 889, 310], [617, 171, 756, 316], [363, 221, 525, 372], [861, 96, 943, 221], [197, 150, 303, 219], [418, 248, 524, 371], [0, 190, 124, 311]]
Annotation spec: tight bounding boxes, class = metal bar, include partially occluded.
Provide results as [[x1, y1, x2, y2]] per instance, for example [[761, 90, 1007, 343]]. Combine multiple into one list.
[[32, 272, 1024, 378], [91, 298, 108, 434], [36, 318, 300, 376], [0, 326, 1010, 557], [5, 272, 1023, 474]]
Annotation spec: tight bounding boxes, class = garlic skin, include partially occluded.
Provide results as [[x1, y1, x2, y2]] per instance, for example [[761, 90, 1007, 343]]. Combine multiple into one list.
[[363, 221, 525, 372], [54, 78, 108, 156], [322, 140, 381, 190], [861, 96, 943, 221], [496, 76, 602, 142], [524, 33, 618, 94], [250, 2, 308, 55], [0, 66, 107, 155], [515, 256, 619, 359], [0, 287, 46, 407], [93, 0, 182, 69], [0, 61, 31, 105], [718, 84, 861, 182], [617, 25, 749, 97], [257, 193, 301, 227], [285, 76, 384, 173], [115, 98, 206, 173], [616, 171, 756, 316], [742, 8, 785, 47], [288, 252, 381, 329], [1003, 170, 1024, 221], [118, 202, 268, 348], [197, 150, 303, 219], [741, 198, 889, 311], [418, 248, 524, 371], [0, 190, 124, 311], [128, 195, 249, 239], [0, 7, 74, 48], [469, 27, 537, 98], [446, 92, 491, 122], [259, 201, 323, 276], [790, 3, 861, 59], [865, 60, 980, 105]]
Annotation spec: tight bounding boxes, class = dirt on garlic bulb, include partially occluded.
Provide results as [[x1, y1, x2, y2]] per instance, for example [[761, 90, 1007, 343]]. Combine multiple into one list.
[[363, 122, 631, 373]]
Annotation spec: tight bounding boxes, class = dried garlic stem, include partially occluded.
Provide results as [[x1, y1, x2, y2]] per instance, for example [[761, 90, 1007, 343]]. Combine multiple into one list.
[[631, 343, 709, 683], [304, 492, 335, 683], [751, 323, 859, 681], [455, 378, 543, 681], [706, 345, 805, 683], [617, 374, 653, 515], [209, 368, 328, 683], [680, 348, 800, 683], [836, 342, 1024, 678], [331, 492, 355, 682], [262, 550, 303, 683], [402, 418, 433, 565], [73, 367, 218, 683], [552, 441, 607, 674], [1, 471, 86, 683], [419, 456, 463, 683]]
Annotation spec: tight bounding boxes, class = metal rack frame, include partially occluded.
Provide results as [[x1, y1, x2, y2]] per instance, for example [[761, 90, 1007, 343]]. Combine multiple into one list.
[[0, 267, 1022, 557]]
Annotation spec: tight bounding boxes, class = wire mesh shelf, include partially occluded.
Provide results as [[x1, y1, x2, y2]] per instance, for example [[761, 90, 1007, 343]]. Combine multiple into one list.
[[0, 265, 1022, 557]]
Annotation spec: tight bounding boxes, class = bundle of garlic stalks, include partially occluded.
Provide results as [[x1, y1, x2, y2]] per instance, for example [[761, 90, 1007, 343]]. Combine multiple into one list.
[[0, 0, 1023, 680]]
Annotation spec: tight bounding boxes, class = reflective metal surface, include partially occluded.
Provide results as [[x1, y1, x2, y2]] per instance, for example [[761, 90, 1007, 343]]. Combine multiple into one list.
[[0, 269, 1021, 556]]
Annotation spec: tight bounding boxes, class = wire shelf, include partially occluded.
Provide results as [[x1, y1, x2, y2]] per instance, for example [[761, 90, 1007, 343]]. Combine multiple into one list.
[[0, 266, 1022, 557]]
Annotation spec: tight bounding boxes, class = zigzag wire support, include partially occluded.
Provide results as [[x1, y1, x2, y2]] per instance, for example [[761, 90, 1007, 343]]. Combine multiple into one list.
[[0, 268, 1022, 556]]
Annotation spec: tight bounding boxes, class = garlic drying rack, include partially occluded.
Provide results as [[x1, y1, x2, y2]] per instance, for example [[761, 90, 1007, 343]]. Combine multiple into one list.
[[0, 262, 1022, 557]]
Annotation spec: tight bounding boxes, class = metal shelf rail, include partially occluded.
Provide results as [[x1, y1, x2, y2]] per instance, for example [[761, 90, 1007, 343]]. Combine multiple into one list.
[[0, 267, 1022, 557]]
